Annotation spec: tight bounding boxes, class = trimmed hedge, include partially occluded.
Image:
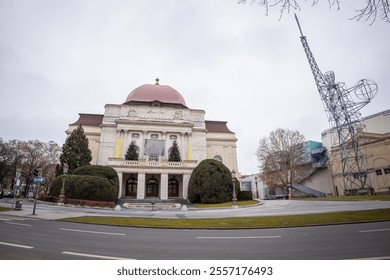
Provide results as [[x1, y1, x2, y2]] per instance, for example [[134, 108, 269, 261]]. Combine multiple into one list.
[[49, 165, 119, 203], [50, 175, 118, 202], [238, 190, 253, 201], [73, 165, 119, 189], [188, 159, 233, 204]]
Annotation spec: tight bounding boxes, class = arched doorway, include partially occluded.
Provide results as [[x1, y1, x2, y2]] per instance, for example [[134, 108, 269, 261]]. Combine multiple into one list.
[[146, 176, 159, 197], [126, 176, 137, 196], [168, 177, 179, 197]]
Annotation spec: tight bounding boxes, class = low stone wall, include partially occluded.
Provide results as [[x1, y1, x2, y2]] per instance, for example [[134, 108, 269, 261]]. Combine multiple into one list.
[[122, 202, 181, 210]]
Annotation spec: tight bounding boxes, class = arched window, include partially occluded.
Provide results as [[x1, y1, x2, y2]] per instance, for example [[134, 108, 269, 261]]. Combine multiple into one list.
[[126, 176, 137, 196], [213, 155, 222, 162], [168, 177, 179, 197], [146, 176, 159, 197]]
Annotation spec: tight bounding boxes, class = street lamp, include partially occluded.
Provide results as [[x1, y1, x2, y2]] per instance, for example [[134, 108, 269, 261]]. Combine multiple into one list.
[[58, 163, 68, 205], [231, 169, 238, 208], [255, 176, 259, 200]]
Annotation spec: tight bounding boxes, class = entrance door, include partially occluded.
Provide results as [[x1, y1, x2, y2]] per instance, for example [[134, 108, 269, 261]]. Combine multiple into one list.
[[146, 177, 159, 197], [126, 176, 137, 196], [168, 177, 179, 197]]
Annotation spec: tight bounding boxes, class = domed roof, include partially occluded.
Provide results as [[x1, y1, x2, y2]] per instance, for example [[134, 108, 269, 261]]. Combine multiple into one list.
[[124, 79, 187, 108]]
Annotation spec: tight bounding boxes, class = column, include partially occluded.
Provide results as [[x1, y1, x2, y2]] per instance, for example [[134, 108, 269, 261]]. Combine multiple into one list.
[[137, 172, 145, 199], [160, 173, 168, 200], [117, 171, 123, 199], [162, 131, 167, 159], [186, 133, 192, 160], [122, 130, 129, 157], [182, 174, 191, 199], [142, 130, 148, 160], [181, 133, 185, 160]]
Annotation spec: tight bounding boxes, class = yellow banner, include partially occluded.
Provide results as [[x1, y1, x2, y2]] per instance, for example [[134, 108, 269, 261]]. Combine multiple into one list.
[[115, 138, 122, 158]]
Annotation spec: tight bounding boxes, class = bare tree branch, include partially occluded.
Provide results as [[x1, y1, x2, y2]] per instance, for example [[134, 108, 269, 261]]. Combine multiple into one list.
[[238, 0, 389, 23]]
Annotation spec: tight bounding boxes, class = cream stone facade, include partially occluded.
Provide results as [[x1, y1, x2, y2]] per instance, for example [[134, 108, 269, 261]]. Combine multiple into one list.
[[66, 81, 238, 201], [322, 109, 390, 195]]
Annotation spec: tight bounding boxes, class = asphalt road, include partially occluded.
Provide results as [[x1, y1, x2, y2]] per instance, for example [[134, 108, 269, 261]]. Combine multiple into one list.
[[1, 215, 389, 260]]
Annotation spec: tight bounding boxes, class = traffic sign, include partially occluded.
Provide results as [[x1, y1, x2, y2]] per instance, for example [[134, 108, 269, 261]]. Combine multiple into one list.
[[33, 177, 45, 183]]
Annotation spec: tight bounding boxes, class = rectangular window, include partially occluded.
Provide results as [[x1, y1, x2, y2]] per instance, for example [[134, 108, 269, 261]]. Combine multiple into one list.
[[384, 168, 390, 174], [376, 169, 383, 176], [241, 182, 251, 191]]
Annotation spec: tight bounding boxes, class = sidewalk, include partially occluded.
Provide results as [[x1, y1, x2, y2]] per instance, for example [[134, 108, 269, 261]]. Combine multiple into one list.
[[0, 198, 120, 220], [2, 197, 390, 220]]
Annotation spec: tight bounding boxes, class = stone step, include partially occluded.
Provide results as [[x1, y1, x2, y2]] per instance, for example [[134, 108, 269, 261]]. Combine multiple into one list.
[[122, 202, 181, 210], [118, 197, 189, 205]]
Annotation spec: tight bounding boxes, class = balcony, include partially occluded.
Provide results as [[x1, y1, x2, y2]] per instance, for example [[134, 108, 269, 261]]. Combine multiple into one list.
[[107, 157, 198, 169]]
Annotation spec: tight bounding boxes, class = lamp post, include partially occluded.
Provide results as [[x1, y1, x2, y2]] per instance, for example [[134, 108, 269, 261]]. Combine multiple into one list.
[[255, 176, 259, 200], [58, 163, 68, 205], [231, 169, 238, 208]]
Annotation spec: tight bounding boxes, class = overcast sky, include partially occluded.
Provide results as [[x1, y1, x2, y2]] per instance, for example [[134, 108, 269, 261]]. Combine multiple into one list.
[[1, 0, 389, 175]]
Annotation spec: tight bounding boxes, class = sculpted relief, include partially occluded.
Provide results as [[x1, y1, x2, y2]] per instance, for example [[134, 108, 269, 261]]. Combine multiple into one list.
[[126, 107, 185, 121]]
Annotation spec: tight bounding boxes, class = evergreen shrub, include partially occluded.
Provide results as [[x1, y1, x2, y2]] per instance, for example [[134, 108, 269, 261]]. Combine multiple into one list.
[[50, 175, 117, 202], [50, 165, 119, 202], [238, 190, 253, 201], [73, 165, 119, 189], [188, 159, 233, 204]]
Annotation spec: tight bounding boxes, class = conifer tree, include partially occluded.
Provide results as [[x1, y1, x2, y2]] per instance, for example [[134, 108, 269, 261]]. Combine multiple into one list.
[[59, 124, 92, 173], [125, 141, 139, 160], [168, 141, 181, 162]]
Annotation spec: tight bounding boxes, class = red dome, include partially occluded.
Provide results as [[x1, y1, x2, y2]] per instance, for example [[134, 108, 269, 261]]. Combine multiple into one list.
[[124, 82, 187, 108]]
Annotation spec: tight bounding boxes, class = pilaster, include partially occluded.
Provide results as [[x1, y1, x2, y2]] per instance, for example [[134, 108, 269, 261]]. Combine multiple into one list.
[[137, 172, 146, 199], [183, 174, 191, 199], [160, 173, 168, 200]]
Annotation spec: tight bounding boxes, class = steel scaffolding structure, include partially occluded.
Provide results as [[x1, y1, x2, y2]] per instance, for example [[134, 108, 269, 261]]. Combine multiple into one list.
[[294, 14, 378, 193]]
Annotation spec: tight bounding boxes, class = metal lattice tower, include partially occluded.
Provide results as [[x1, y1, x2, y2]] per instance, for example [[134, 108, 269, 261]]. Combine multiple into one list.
[[294, 14, 378, 193]]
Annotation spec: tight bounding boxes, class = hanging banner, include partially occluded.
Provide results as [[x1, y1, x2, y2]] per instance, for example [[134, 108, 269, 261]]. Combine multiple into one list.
[[115, 138, 122, 158]]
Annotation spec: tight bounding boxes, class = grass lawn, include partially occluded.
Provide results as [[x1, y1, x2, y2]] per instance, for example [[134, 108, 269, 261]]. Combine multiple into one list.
[[61, 208, 390, 229], [60, 195, 390, 228], [0, 206, 12, 212]]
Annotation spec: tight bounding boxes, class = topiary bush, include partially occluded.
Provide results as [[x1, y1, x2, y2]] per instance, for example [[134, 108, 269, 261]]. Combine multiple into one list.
[[50, 175, 118, 202], [188, 159, 233, 204], [49, 165, 119, 203], [73, 165, 119, 189]]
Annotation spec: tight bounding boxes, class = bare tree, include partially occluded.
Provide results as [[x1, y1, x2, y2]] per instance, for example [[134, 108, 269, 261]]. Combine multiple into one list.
[[238, 0, 390, 23], [21, 140, 61, 190], [256, 128, 311, 195], [0, 139, 61, 194]]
